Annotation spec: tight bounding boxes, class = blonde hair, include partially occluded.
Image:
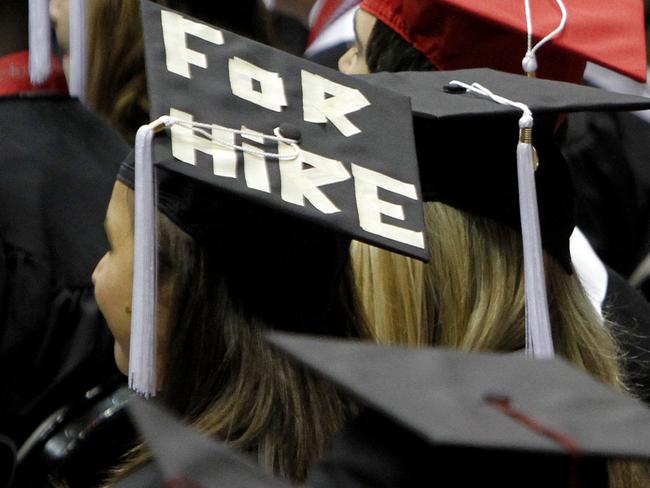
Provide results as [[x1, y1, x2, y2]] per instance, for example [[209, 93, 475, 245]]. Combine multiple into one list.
[[352, 201, 649, 487]]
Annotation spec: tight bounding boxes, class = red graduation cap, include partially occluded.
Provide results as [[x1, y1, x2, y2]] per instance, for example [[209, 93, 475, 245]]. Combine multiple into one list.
[[361, 0, 647, 83]]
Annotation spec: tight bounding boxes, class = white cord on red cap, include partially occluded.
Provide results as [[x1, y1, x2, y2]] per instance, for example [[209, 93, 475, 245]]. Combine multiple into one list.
[[449, 80, 555, 360], [522, 0, 568, 76]]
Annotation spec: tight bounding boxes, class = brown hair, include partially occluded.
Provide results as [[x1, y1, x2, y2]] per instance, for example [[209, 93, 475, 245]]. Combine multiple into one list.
[[86, 0, 148, 141], [85, 0, 273, 142], [102, 187, 367, 485]]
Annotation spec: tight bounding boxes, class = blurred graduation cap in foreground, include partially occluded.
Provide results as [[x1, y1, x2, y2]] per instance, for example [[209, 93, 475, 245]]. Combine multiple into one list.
[[360, 0, 648, 82], [118, 335, 650, 488], [271, 333, 650, 487], [360, 68, 650, 359], [116, 397, 289, 488], [125, 0, 428, 396], [269, 333, 650, 458]]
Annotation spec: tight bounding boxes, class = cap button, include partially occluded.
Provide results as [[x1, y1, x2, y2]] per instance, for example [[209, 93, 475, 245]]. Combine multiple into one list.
[[443, 83, 467, 94], [279, 123, 301, 142]]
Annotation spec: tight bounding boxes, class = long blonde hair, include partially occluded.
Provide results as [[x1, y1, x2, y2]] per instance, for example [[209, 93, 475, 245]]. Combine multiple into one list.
[[352, 202, 649, 487]]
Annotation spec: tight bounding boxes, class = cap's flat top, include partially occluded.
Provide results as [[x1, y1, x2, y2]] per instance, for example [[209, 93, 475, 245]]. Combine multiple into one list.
[[269, 333, 650, 458], [361, 69, 650, 120], [128, 398, 290, 487], [139, 0, 428, 260]]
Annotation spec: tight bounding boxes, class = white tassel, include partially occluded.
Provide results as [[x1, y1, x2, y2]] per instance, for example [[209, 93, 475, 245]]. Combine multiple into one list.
[[69, 0, 86, 100], [129, 117, 175, 397], [517, 116, 554, 359], [448, 80, 555, 359], [29, 0, 52, 85], [130, 124, 159, 397]]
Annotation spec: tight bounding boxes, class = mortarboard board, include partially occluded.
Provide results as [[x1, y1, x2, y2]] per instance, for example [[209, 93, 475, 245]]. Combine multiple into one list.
[[117, 397, 290, 488], [360, 0, 647, 83], [124, 0, 428, 396], [118, 381, 616, 488], [268, 332, 650, 460], [359, 68, 650, 358], [116, 335, 650, 487]]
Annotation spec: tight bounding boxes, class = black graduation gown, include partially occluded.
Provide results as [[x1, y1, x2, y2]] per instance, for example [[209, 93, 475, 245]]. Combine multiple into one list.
[[0, 94, 128, 447], [562, 110, 650, 298], [604, 267, 650, 404], [308, 410, 609, 488]]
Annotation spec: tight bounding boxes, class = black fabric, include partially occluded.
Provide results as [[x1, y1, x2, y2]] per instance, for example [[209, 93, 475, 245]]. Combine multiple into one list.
[[308, 410, 609, 488], [0, 435, 15, 488], [306, 43, 351, 71], [0, 95, 128, 446], [269, 333, 650, 458], [415, 116, 575, 272], [360, 70, 650, 121], [604, 267, 650, 404], [562, 110, 650, 291], [270, 12, 309, 57]]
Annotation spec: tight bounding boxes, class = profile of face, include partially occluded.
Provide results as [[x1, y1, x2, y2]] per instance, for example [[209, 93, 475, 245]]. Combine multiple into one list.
[[92, 181, 135, 374], [338, 8, 377, 75], [93, 181, 172, 378]]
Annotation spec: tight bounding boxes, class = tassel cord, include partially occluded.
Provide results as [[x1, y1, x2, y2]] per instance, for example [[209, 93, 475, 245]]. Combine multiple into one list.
[[522, 0, 568, 75], [69, 0, 86, 100], [28, 0, 52, 85], [448, 80, 555, 359], [130, 124, 159, 397]]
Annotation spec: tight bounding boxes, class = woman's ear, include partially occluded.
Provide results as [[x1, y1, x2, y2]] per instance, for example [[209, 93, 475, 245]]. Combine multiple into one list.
[[338, 46, 358, 74]]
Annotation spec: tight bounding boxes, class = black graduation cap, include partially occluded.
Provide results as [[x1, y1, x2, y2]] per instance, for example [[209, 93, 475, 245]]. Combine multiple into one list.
[[122, 0, 428, 397], [118, 397, 291, 488], [359, 68, 650, 271], [132, 0, 427, 258], [120, 334, 650, 487], [268, 332, 650, 459], [359, 68, 650, 360]]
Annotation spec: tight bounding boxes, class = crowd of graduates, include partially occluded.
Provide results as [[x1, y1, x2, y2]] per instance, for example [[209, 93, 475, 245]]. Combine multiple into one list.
[[2, 0, 650, 487]]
